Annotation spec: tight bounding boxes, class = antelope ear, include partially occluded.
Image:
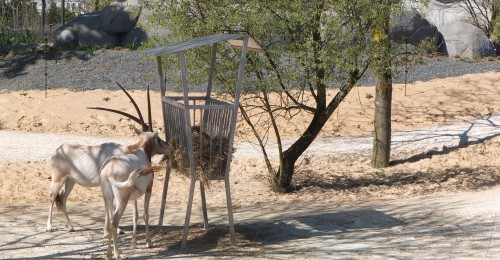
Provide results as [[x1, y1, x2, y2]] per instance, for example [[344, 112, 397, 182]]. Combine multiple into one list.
[[131, 125, 143, 136]]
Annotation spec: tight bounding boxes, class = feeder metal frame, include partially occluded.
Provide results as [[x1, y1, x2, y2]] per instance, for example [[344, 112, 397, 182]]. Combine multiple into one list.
[[145, 34, 262, 249]]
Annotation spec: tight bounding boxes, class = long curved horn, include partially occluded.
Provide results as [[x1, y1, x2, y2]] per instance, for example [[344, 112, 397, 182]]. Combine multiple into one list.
[[147, 84, 153, 132], [87, 107, 143, 125], [114, 81, 148, 131]]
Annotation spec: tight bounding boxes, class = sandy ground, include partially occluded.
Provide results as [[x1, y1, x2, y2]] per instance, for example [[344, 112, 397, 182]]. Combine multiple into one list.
[[0, 72, 499, 258]]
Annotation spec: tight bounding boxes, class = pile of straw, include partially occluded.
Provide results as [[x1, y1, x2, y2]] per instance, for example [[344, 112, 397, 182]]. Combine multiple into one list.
[[165, 126, 233, 185]]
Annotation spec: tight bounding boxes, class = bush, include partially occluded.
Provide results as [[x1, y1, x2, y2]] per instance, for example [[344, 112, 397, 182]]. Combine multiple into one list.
[[493, 16, 500, 54], [0, 29, 41, 46]]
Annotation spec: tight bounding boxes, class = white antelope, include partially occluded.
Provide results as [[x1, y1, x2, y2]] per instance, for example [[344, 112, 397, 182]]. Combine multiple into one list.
[[46, 126, 167, 232], [47, 82, 165, 232], [100, 131, 158, 259]]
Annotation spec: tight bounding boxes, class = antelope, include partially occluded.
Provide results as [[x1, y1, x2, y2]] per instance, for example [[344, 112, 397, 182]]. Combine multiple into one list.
[[100, 131, 158, 259], [47, 82, 165, 232]]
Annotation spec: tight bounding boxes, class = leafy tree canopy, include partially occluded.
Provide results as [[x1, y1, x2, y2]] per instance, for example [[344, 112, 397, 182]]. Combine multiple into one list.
[[145, 0, 401, 191]]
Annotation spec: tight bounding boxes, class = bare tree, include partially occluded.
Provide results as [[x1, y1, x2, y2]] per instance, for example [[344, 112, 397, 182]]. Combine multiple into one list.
[[462, 0, 499, 36], [7, 0, 20, 30]]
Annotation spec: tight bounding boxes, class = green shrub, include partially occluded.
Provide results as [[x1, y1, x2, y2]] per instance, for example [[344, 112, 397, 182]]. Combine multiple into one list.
[[0, 29, 41, 46], [87, 44, 98, 56]]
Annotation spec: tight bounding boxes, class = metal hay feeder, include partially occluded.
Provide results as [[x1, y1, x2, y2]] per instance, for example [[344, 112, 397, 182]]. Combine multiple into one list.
[[145, 34, 262, 249]]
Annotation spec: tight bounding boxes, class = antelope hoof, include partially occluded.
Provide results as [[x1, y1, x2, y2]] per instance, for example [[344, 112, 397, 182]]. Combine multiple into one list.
[[117, 228, 124, 234], [68, 227, 75, 232], [46, 225, 53, 232], [146, 241, 153, 248]]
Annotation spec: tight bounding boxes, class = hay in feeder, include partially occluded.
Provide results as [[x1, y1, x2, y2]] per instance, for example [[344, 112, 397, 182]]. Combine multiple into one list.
[[165, 126, 234, 186]]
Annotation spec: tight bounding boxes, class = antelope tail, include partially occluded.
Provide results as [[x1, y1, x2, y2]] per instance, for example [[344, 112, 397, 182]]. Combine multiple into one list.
[[55, 193, 64, 212], [109, 165, 154, 189]]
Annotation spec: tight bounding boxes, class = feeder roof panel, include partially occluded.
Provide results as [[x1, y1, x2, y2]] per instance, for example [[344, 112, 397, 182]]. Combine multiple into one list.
[[144, 34, 264, 56]]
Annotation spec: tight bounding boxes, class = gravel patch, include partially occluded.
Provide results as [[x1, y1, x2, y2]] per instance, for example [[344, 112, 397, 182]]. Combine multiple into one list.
[[0, 49, 160, 91], [0, 49, 498, 91], [358, 56, 500, 86]]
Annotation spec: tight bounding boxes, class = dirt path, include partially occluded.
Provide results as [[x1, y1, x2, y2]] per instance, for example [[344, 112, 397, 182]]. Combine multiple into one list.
[[0, 71, 498, 258], [2, 115, 499, 162], [0, 187, 498, 259], [0, 117, 499, 258], [237, 115, 500, 158]]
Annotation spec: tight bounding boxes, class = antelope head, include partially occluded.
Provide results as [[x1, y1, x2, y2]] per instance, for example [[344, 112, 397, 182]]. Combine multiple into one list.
[[131, 125, 167, 155]]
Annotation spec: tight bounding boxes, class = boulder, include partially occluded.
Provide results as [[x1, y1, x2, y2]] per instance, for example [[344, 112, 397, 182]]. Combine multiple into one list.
[[390, 9, 439, 45], [438, 21, 495, 58], [121, 26, 148, 48], [100, 0, 142, 34], [406, 0, 488, 31], [54, 12, 119, 47]]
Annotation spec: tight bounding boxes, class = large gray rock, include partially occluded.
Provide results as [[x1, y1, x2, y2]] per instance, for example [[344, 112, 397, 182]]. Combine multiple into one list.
[[390, 10, 439, 45], [404, 0, 489, 30], [54, 12, 119, 47], [439, 21, 495, 58], [121, 26, 148, 48], [100, 0, 142, 34]]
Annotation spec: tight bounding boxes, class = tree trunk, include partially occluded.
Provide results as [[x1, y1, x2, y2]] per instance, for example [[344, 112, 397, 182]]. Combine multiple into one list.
[[371, 70, 392, 167], [61, 0, 65, 25], [275, 71, 359, 191], [278, 112, 329, 191], [41, 0, 46, 35], [371, 2, 393, 168]]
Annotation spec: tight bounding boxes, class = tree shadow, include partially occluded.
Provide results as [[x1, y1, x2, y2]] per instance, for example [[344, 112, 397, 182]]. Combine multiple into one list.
[[391, 114, 499, 166], [296, 165, 498, 192], [1, 49, 91, 79], [0, 198, 497, 258], [153, 209, 404, 258], [0, 204, 107, 259]]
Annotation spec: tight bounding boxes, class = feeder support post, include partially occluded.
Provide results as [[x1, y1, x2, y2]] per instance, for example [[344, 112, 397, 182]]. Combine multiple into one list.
[[179, 51, 198, 250], [157, 56, 166, 96], [224, 36, 250, 247], [206, 43, 218, 98]]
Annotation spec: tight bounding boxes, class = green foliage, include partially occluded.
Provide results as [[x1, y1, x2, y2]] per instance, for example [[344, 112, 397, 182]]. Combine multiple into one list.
[[97, 0, 115, 10], [146, 0, 377, 92], [145, 0, 401, 192], [0, 120, 4, 130], [1, 0, 40, 30], [47, 1, 77, 25], [0, 28, 40, 46], [87, 44, 98, 56], [493, 11, 500, 45]]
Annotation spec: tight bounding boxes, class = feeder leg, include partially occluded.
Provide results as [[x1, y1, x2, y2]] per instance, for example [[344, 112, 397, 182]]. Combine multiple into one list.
[[158, 164, 171, 227], [200, 181, 209, 230], [181, 172, 197, 250], [224, 175, 237, 246]]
